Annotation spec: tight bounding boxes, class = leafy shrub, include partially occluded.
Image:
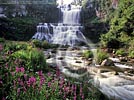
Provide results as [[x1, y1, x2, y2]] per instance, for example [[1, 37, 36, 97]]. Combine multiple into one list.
[[32, 39, 42, 48], [11, 48, 46, 72], [41, 40, 50, 49], [96, 49, 109, 64], [50, 44, 59, 48], [32, 39, 59, 49], [4, 42, 28, 52], [115, 49, 126, 56], [128, 50, 134, 58], [83, 50, 93, 58]]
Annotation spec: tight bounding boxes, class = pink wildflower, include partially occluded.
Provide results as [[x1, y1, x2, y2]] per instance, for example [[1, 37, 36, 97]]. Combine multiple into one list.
[[17, 88, 21, 94], [82, 94, 84, 100], [11, 72, 15, 76], [27, 76, 36, 87], [16, 67, 20, 72], [38, 70, 43, 76], [20, 67, 25, 73], [80, 85, 83, 96], [48, 82, 51, 87], [29, 76, 36, 83], [73, 95, 77, 100], [47, 72, 51, 76]]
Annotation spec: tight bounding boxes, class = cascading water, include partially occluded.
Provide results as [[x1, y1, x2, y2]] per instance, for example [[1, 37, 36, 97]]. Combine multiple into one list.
[[51, 4, 87, 46], [32, 0, 87, 46], [32, 23, 52, 42]]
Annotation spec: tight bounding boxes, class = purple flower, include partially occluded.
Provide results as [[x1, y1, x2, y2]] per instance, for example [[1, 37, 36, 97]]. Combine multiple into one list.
[[40, 77, 45, 86], [82, 94, 84, 100], [19, 81, 24, 86], [80, 85, 83, 96], [20, 67, 25, 73], [73, 95, 77, 100], [56, 68, 60, 77], [27, 76, 36, 87], [38, 70, 43, 76], [16, 67, 20, 72], [17, 88, 21, 94], [16, 67, 25, 73], [47, 72, 51, 76], [48, 82, 51, 87], [29, 76, 36, 83]]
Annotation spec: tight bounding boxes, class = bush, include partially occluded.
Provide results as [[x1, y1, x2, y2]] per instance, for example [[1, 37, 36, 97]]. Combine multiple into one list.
[[128, 50, 134, 58], [11, 48, 46, 72], [41, 40, 50, 49], [83, 50, 93, 58], [4, 42, 28, 52], [115, 49, 126, 56], [96, 49, 109, 64], [32, 39, 42, 48]]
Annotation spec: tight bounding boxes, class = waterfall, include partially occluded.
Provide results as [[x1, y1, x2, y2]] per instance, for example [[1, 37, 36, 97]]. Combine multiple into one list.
[[51, 4, 87, 46], [32, 23, 52, 42], [32, 1, 87, 46]]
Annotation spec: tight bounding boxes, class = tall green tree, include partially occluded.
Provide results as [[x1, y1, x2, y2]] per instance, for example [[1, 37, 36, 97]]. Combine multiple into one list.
[[101, 0, 134, 48]]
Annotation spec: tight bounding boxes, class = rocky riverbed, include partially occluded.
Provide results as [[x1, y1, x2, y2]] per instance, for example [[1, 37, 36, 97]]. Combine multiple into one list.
[[44, 47, 134, 100]]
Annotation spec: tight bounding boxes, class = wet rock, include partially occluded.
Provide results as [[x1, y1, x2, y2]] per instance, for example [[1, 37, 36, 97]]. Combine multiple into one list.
[[80, 57, 86, 60], [57, 56, 64, 60], [85, 60, 92, 65], [101, 59, 114, 66], [119, 57, 128, 62], [51, 49, 57, 53], [75, 60, 82, 63], [88, 58, 93, 61], [109, 57, 120, 62], [128, 58, 134, 63]]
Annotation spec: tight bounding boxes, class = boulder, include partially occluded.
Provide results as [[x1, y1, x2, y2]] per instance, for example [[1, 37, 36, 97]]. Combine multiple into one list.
[[101, 59, 114, 66]]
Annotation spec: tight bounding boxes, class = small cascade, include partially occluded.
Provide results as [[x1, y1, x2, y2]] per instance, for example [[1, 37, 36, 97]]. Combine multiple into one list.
[[32, 23, 52, 42]]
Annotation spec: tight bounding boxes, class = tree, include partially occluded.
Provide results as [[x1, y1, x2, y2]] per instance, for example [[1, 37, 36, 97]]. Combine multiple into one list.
[[100, 0, 134, 48]]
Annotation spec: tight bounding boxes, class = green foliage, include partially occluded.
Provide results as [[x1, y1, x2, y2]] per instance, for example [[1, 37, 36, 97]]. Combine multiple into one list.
[[32, 39, 42, 48], [41, 40, 50, 49], [96, 49, 109, 64], [115, 49, 126, 56], [11, 48, 46, 72], [83, 50, 93, 58], [32, 39, 59, 49], [0, 17, 39, 41], [4, 42, 28, 52], [128, 50, 134, 58], [100, 0, 134, 48]]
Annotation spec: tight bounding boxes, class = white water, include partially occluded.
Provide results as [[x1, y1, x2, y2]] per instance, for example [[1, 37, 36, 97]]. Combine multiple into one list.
[[62, 8, 81, 25], [51, 4, 87, 46], [32, 2, 86, 46], [32, 23, 52, 42]]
